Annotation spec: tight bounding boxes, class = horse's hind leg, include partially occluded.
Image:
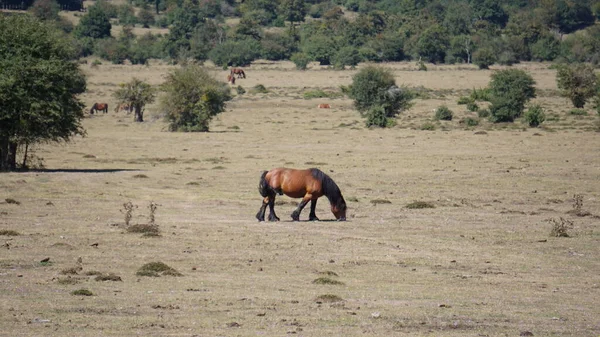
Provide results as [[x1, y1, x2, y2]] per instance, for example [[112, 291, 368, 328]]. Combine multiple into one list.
[[267, 195, 280, 221], [308, 199, 319, 221]]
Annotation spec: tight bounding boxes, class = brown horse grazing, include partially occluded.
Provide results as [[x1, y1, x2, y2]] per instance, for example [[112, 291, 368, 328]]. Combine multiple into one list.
[[227, 74, 236, 85], [256, 168, 347, 222], [90, 103, 108, 114], [230, 68, 246, 79]]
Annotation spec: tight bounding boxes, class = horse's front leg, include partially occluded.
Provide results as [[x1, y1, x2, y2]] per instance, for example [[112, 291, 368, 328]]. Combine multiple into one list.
[[309, 199, 319, 221], [291, 195, 311, 221]]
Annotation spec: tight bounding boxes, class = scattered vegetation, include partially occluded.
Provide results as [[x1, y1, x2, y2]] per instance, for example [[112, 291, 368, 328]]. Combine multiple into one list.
[[420, 122, 435, 130], [466, 102, 479, 112], [548, 217, 573, 238], [312, 277, 344, 285], [95, 273, 123, 282], [405, 201, 435, 209], [569, 108, 588, 116], [461, 117, 479, 127], [0, 230, 20, 236], [71, 289, 94, 296], [435, 105, 454, 121], [5, 198, 21, 205], [315, 294, 343, 303], [121, 201, 137, 227], [370, 199, 391, 205], [523, 104, 546, 127], [136, 262, 182, 277], [251, 84, 269, 94], [567, 194, 591, 217]]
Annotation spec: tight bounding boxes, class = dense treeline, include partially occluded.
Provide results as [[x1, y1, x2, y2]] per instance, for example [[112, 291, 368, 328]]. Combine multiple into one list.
[[30, 0, 600, 67]]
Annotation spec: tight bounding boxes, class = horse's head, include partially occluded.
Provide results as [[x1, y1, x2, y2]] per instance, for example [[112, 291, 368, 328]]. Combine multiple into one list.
[[331, 199, 347, 221]]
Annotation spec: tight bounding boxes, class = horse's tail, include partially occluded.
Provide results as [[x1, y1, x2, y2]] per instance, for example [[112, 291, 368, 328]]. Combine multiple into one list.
[[258, 170, 269, 197], [90, 104, 95, 114]]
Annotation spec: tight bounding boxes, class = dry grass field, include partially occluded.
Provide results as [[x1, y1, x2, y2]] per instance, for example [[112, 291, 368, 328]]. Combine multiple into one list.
[[1, 60, 599, 337]]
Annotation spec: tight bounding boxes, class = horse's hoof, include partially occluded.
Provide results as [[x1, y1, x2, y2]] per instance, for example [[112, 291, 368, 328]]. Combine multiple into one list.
[[309, 217, 319, 221]]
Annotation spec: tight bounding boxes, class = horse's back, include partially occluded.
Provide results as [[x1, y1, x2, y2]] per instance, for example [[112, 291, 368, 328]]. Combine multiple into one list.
[[267, 168, 321, 198]]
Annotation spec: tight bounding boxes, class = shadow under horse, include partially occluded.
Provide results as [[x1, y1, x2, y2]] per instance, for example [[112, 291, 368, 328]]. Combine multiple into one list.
[[256, 168, 347, 222]]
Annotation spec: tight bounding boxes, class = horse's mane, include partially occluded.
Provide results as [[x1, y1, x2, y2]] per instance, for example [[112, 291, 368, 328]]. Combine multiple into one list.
[[310, 168, 346, 210]]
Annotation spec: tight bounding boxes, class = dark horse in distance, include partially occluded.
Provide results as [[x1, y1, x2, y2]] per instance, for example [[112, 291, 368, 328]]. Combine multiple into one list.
[[230, 68, 246, 79], [90, 102, 108, 114], [256, 168, 347, 222]]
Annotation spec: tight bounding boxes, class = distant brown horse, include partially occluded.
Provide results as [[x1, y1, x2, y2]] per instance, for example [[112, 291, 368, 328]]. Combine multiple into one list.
[[256, 168, 347, 222], [90, 103, 108, 114], [317, 103, 331, 109], [227, 74, 236, 85], [230, 68, 246, 79]]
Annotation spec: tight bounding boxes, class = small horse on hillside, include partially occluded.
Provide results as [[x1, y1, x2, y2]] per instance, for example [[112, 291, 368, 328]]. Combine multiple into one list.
[[256, 168, 347, 222], [230, 68, 246, 79], [90, 103, 108, 114], [227, 74, 236, 85]]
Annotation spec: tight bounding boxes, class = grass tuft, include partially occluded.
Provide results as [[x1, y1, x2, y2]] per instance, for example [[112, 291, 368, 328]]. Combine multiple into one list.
[[0, 229, 20, 236], [370, 199, 391, 205], [315, 294, 343, 303], [136, 262, 182, 277], [312, 277, 344, 285], [127, 224, 159, 234], [95, 273, 123, 282], [71, 289, 93, 296], [549, 217, 572, 237], [405, 201, 435, 209], [5, 198, 21, 205]]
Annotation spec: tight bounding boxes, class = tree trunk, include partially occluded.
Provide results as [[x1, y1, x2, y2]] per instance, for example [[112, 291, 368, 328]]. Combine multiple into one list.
[[134, 104, 143, 122], [0, 136, 9, 171], [8, 141, 17, 170]]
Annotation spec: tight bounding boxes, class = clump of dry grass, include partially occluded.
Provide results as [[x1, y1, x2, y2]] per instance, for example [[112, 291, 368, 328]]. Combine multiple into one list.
[[318, 271, 339, 277], [57, 277, 80, 285], [0, 229, 20, 236], [60, 267, 81, 275], [566, 194, 591, 217], [127, 224, 159, 234], [548, 217, 573, 237], [405, 201, 435, 209], [71, 289, 93, 296], [136, 262, 182, 277], [5, 198, 20, 205], [95, 273, 122, 282], [315, 294, 343, 303], [312, 277, 345, 285], [370, 199, 391, 205]]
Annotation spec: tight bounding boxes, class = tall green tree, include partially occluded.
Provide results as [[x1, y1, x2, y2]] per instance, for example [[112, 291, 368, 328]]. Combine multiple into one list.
[[114, 78, 156, 122], [556, 63, 599, 108], [74, 4, 112, 39], [280, 0, 307, 34], [0, 15, 86, 170]]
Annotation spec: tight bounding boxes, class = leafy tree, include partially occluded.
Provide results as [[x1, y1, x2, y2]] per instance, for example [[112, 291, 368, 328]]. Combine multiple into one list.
[[332, 46, 360, 69], [530, 35, 559, 61], [443, 1, 473, 36], [74, 5, 112, 39], [415, 24, 449, 64], [29, 0, 60, 21], [118, 4, 138, 26], [165, 0, 202, 58], [113, 78, 156, 122], [470, 0, 508, 27], [160, 65, 232, 132], [488, 69, 536, 122], [280, 0, 307, 34], [346, 66, 414, 127], [138, 6, 156, 28], [556, 63, 599, 108], [234, 16, 264, 40], [240, 0, 279, 26], [0, 15, 86, 171], [189, 20, 226, 62], [473, 47, 496, 69], [95, 38, 129, 64], [291, 52, 310, 70], [208, 39, 261, 67], [302, 34, 336, 65]]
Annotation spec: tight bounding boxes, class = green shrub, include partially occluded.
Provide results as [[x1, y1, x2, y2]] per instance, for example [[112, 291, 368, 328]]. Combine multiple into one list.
[[435, 105, 453, 121], [556, 63, 598, 108], [457, 96, 473, 105], [208, 39, 261, 67], [137, 7, 155, 28], [236, 85, 246, 95], [569, 108, 588, 116], [466, 102, 479, 112], [420, 122, 435, 130], [71, 289, 93, 296], [161, 65, 232, 132], [332, 46, 360, 70], [461, 117, 479, 127], [470, 87, 492, 101], [302, 34, 336, 65], [478, 108, 490, 118], [346, 66, 414, 127], [94, 38, 128, 64], [488, 69, 536, 123], [291, 52, 310, 70], [74, 5, 112, 39], [136, 262, 182, 277], [251, 84, 269, 94], [523, 104, 545, 127], [365, 105, 394, 127], [473, 47, 496, 69]]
